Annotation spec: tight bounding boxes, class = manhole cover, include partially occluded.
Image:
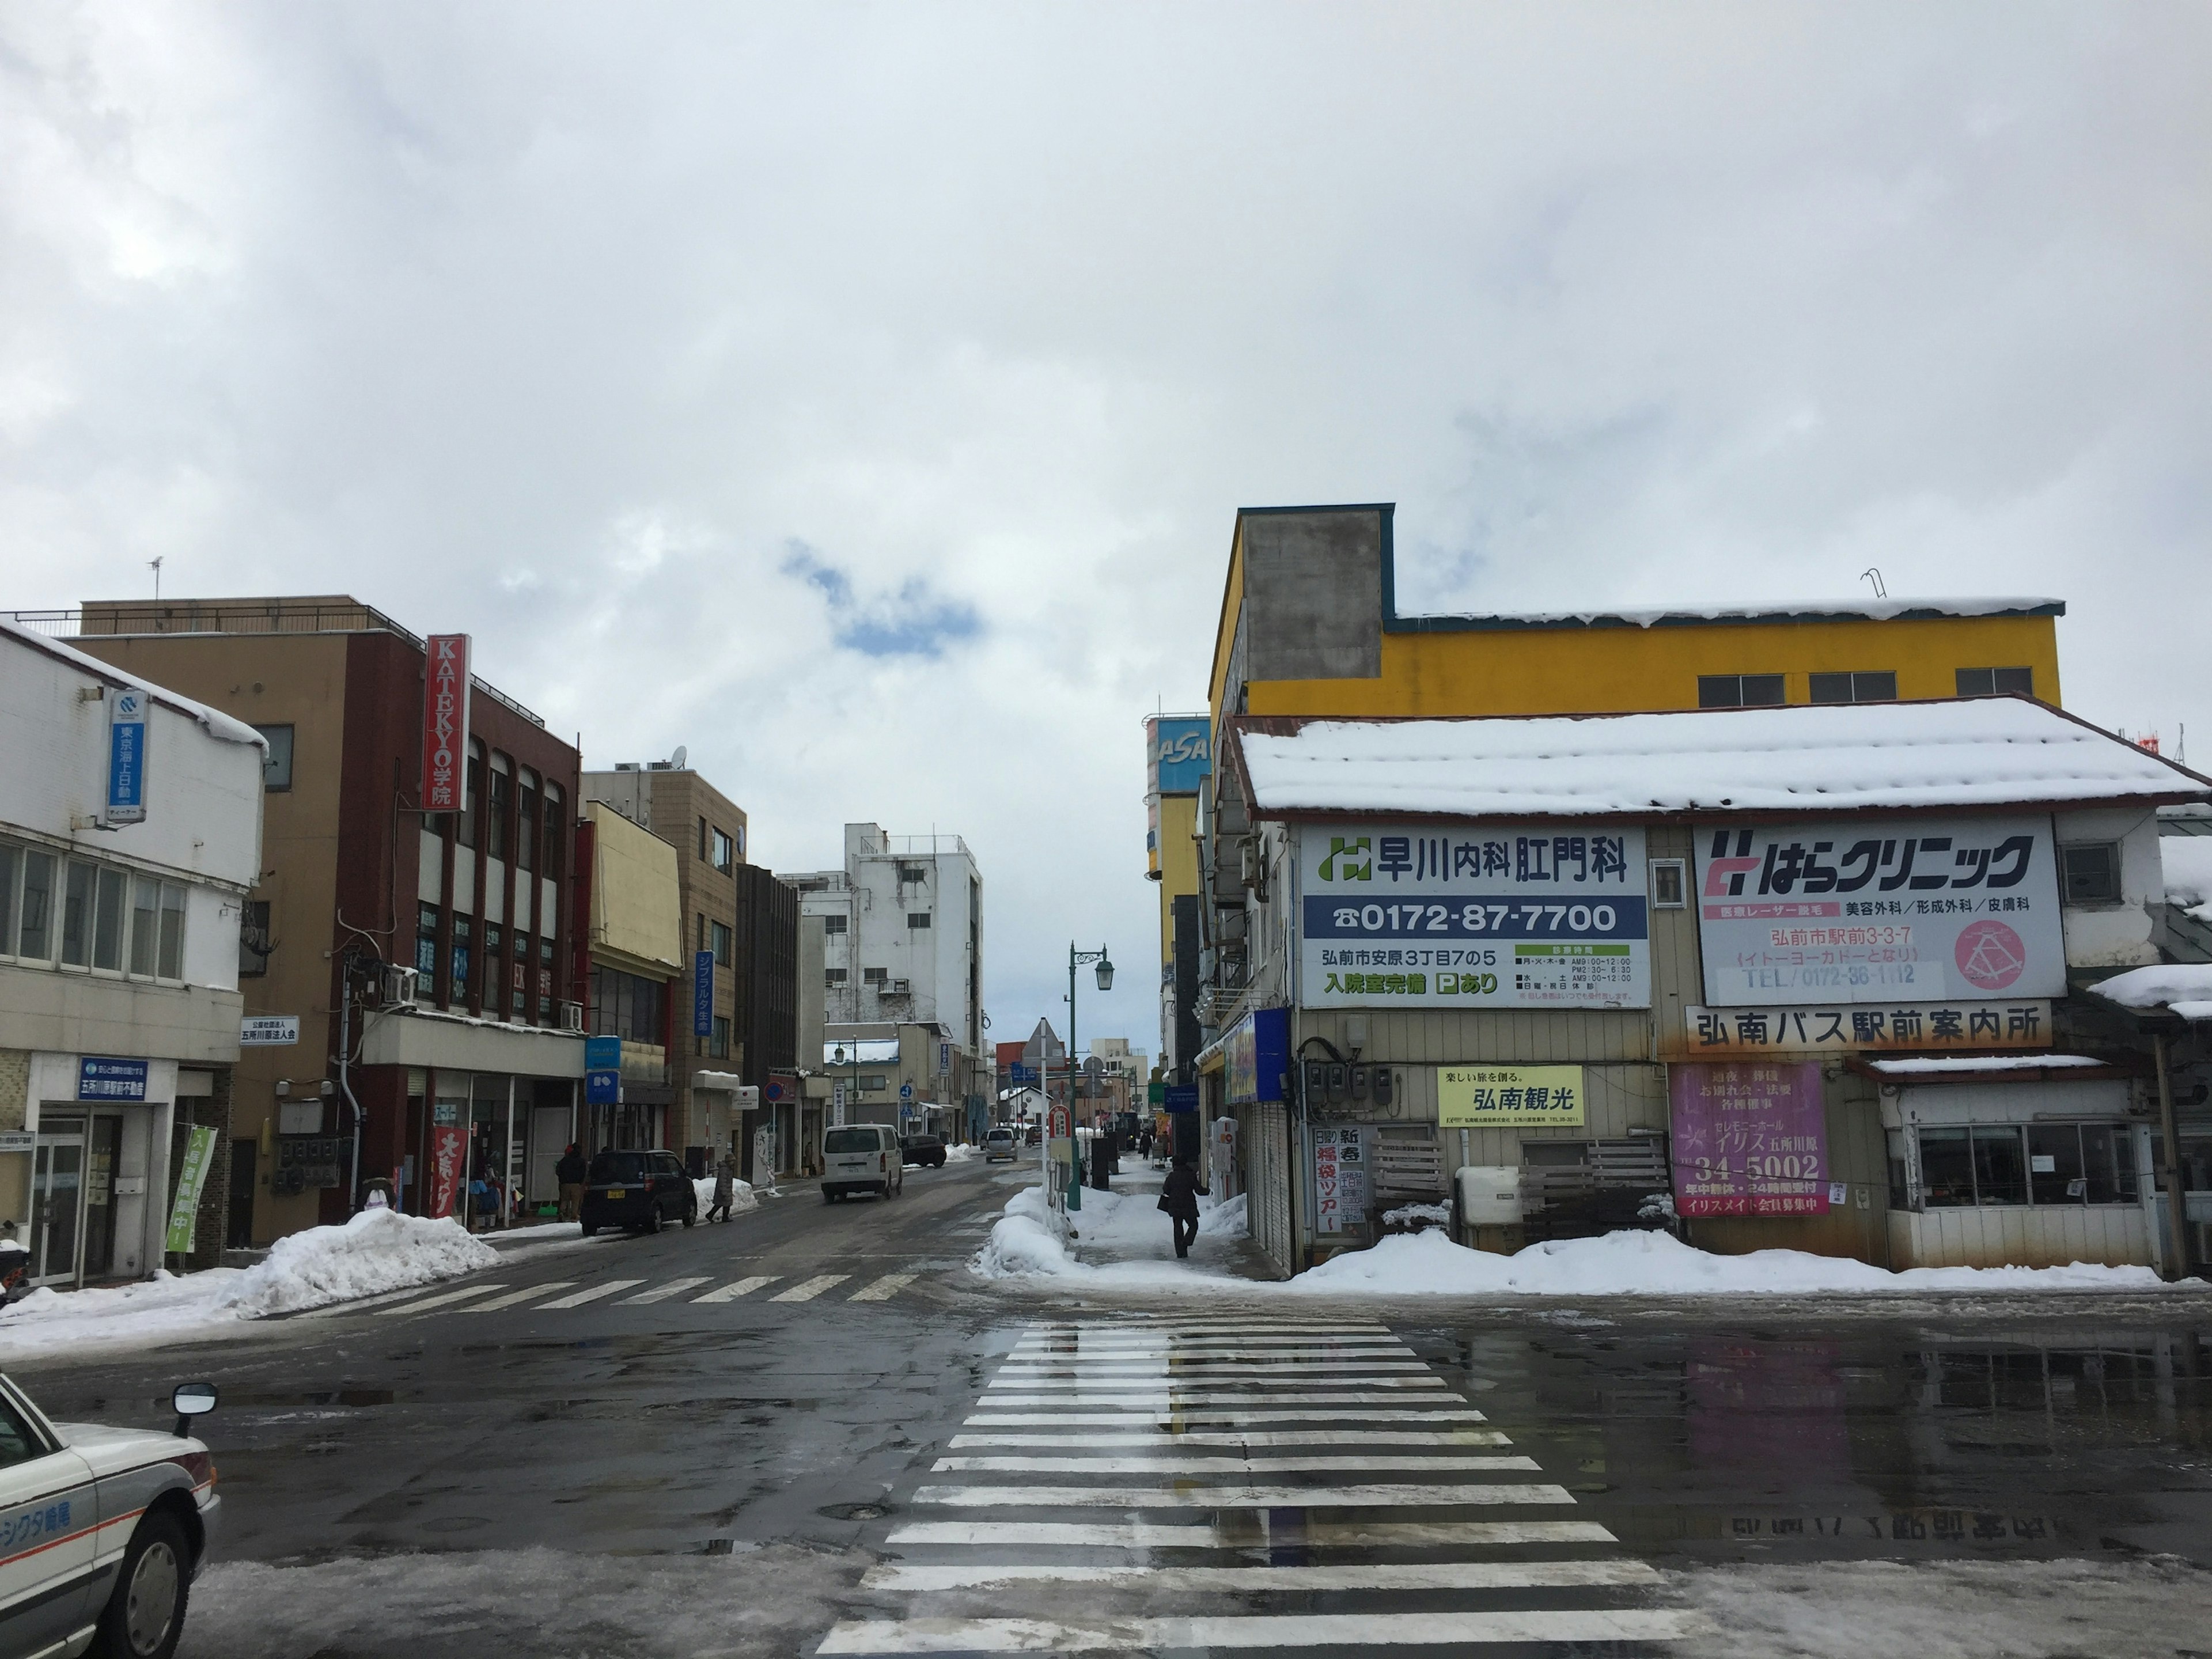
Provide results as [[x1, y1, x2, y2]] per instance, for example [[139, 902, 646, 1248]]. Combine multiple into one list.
[[817, 1501, 890, 1522]]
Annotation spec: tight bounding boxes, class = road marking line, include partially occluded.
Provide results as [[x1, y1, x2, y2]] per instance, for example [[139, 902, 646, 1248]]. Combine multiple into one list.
[[816, 1609, 1695, 1652], [771, 1274, 851, 1302], [374, 1283, 506, 1316], [980, 1391, 1465, 1408], [621, 1277, 711, 1304], [948, 1429, 1512, 1449], [849, 1273, 916, 1301], [467, 1282, 575, 1312], [860, 1559, 1660, 1592], [883, 1518, 1618, 1549], [537, 1279, 646, 1309], [993, 1361, 1430, 1376], [931, 1454, 1540, 1475], [1010, 1335, 1407, 1351], [987, 1374, 1448, 1390], [963, 1408, 1489, 1426], [912, 1481, 1576, 1509], [694, 1276, 777, 1302], [1029, 1324, 1389, 1337]]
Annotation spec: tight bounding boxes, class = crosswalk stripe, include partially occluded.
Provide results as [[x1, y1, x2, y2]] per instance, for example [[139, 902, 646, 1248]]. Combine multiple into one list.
[[883, 1518, 1619, 1549], [693, 1275, 778, 1302], [849, 1273, 916, 1301], [931, 1454, 1541, 1475], [468, 1281, 575, 1312], [537, 1279, 645, 1309], [913, 1481, 1576, 1508], [621, 1277, 712, 1304], [981, 1391, 1462, 1408], [993, 1359, 1430, 1375], [1029, 1323, 1388, 1336], [374, 1282, 505, 1316], [771, 1273, 850, 1302], [963, 1407, 1487, 1426], [1010, 1335, 1403, 1353], [861, 1559, 1661, 1592], [816, 1609, 1696, 1652], [948, 1429, 1513, 1449], [988, 1374, 1448, 1391]]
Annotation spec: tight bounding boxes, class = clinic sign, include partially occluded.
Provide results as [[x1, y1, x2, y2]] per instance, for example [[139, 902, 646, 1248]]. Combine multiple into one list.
[[1694, 816, 2065, 1007], [420, 634, 471, 813], [1299, 823, 1649, 1010], [105, 685, 150, 827]]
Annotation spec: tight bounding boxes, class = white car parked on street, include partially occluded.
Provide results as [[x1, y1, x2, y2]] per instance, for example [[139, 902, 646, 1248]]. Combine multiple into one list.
[[0, 1373, 219, 1659], [821, 1124, 904, 1201], [983, 1127, 1017, 1162]]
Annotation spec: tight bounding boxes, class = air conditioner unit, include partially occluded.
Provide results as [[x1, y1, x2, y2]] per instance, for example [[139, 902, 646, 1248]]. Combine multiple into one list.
[[559, 1001, 585, 1032], [381, 965, 419, 1007]]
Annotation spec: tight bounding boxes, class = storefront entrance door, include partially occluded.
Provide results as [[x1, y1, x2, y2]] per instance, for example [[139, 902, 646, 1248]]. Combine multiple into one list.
[[30, 1120, 84, 1286]]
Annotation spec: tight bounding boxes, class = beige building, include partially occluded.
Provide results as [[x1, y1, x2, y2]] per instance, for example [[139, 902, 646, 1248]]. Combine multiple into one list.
[[582, 802, 684, 1149]]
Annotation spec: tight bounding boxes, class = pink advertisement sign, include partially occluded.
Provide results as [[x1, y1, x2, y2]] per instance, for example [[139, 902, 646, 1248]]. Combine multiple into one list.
[[1669, 1061, 1829, 1217]]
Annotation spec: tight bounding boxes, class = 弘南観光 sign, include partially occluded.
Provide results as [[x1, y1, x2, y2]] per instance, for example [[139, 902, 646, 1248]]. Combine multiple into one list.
[[1692, 817, 2064, 1007], [1669, 1060, 1828, 1216], [1437, 1066, 1586, 1129], [420, 635, 471, 813], [1299, 824, 1650, 1011]]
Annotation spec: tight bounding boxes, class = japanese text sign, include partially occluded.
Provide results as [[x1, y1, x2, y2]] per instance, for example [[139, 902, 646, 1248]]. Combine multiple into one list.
[[1683, 1001, 2052, 1056], [694, 950, 715, 1039], [1694, 816, 2064, 1007], [1300, 823, 1649, 1010], [105, 685, 149, 826], [420, 634, 471, 813], [164, 1125, 219, 1254], [1669, 1060, 1828, 1216], [78, 1057, 147, 1101], [427, 1103, 463, 1219], [1438, 1065, 1586, 1129]]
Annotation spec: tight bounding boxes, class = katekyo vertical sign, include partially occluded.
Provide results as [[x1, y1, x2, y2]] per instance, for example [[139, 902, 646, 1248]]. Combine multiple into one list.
[[421, 634, 471, 813]]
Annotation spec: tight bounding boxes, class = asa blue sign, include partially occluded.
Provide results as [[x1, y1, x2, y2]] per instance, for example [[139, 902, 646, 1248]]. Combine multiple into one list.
[[1153, 717, 1211, 795], [693, 950, 715, 1039], [105, 686, 149, 826], [79, 1057, 148, 1101]]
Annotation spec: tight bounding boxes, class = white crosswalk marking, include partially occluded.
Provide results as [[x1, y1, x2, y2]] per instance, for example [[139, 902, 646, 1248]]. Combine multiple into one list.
[[827, 1317, 1690, 1657], [849, 1272, 916, 1301], [770, 1273, 850, 1302], [374, 1283, 505, 1316], [693, 1275, 778, 1302], [536, 1279, 645, 1309], [620, 1276, 711, 1304], [468, 1281, 575, 1312]]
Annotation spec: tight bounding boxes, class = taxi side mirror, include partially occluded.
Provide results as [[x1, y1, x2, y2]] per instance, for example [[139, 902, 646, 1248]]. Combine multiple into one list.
[[172, 1381, 217, 1438]]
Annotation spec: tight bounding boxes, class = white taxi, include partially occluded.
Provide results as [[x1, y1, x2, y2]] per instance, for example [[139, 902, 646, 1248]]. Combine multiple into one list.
[[0, 1374, 219, 1659]]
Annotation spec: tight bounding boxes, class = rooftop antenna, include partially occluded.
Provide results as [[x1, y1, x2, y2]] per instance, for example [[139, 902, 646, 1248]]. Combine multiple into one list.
[[1859, 567, 1887, 599], [149, 556, 164, 601]]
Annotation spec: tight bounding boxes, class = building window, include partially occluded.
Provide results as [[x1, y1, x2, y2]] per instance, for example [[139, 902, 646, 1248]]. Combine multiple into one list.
[[485, 922, 503, 960], [239, 899, 272, 978], [711, 828, 734, 873], [452, 916, 472, 1002], [517, 771, 538, 873], [2061, 842, 2122, 905], [156, 882, 184, 980], [823, 914, 847, 934], [460, 741, 484, 849], [864, 965, 888, 985], [1808, 671, 1898, 704], [416, 903, 440, 991], [710, 1015, 730, 1059], [1698, 674, 1786, 709], [487, 760, 511, 862], [253, 724, 295, 791], [898, 863, 929, 884], [541, 783, 564, 880], [1956, 666, 2035, 699], [58, 861, 95, 967], [92, 867, 126, 971], [15, 850, 52, 961], [1649, 859, 1686, 908], [709, 919, 732, 965], [825, 967, 847, 986], [907, 912, 931, 929], [1918, 1124, 2135, 1207], [589, 965, 666, 1043]]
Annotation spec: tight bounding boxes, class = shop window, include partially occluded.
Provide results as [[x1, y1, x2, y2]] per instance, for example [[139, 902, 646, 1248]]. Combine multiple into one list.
[[2061, 842, 2122, 905], [1697, 674, 1786, 709], [238, 899, 272, 979], [908, 912, 932, 929], [1809, 671, 1897, 704], [487, 762, 511, 862], [252, 723, 294, 791], [92, 867, 126, 971], [1957, 666, 2035, 699], [1917, 1123, 2134, 1207], [17, 850, 52, 961], [1971, 1126, 2027, 1205], [1649, 859, 1686, 908]]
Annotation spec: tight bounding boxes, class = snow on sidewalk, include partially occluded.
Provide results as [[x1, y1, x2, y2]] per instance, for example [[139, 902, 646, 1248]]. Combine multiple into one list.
[[1, 1209, 497, 1357], [971, 1180, 1250, 1285]]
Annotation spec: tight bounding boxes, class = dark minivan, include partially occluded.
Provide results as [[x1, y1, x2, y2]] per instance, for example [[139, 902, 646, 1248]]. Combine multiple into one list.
[[899, 1132, 947, 1168], [580, 1149, 698, 1236]]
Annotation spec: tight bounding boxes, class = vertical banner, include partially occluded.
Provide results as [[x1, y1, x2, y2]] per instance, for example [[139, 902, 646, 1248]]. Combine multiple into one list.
[[105, 684, 150, 827], [164, 1125, 219, 1253], [428, 1103, 464, 1219], [421, 634, 471, 812], [1315, 1135, 1343, 1234], [693, 950, 715, 1039], [1669, 1061, 1829, 1216]]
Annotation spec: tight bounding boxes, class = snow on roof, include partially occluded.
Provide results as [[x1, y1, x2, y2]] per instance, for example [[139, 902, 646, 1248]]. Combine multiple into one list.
[[1234, 698, 2211, 822], [0, 614, 266, 749], [2161, 835, 2212, 914], [1864, 1055, 2113, 1076], [1398, 596, 2065, 631], [2087, 963, 2212, 1023]]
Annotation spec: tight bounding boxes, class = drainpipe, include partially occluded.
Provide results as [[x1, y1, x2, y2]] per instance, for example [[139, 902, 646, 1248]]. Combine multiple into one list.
[[338, 963, 365, 1215], [2156, 1031, 2188, 1281]]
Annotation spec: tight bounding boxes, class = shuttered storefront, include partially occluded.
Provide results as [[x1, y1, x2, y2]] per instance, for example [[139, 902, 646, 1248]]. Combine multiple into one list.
[[1246, 1101, 1294, 1278]]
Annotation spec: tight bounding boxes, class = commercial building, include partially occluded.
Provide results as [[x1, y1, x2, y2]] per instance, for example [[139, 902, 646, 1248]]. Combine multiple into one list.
[[1144, 715, 1209, 1083], [52, 597, 586, 1240], [579, 800, 684, 1152], [0, 620, 264, 1286], [819, 1023, 974, 1140], [1201, 696, 2210, 1278]]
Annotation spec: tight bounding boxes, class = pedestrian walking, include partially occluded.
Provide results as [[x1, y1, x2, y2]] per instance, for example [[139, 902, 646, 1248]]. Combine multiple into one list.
[[707, 1155, 736, 1223], [1157, 1155, 1208, 1259], [555, 1143, 587, 1223]]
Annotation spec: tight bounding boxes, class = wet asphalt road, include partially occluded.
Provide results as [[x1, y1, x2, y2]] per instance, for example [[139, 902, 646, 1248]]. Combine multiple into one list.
[[13, 1156, 2212, 1656]]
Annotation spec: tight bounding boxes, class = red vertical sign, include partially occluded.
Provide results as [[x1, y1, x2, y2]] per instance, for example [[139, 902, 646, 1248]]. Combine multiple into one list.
[[421, 634, 471, 812], [427, 1104, 464, 1219]]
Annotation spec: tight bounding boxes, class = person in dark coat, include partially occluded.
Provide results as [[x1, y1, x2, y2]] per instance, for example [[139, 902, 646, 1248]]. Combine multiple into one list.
[[1157, 1156, 1209, 1259], [555, 1143, 588, 1224]]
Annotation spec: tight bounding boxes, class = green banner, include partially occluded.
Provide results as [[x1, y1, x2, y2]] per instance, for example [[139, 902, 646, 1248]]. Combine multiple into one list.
[[165, 1124, 220, 1256]]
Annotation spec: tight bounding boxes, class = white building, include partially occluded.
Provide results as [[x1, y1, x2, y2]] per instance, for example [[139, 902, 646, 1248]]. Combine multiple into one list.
[[0, 620, 266, 1287]]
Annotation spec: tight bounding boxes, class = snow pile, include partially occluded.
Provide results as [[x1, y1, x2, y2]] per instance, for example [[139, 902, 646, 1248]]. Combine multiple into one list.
[[944, 1143, 981, 1163], [691, 1175, 759, 1214], [1199, 1194, 1247, 1237], [972, 1182, 1244, 1284], [2162, 835, 2212, 912], [2091, 962, 2212, 1021], [1382, 1202, 1451, 1228], [1866, 1054, 2110, 1075], [1237, 698, 2205, 820], [216, 1209, 497, 1317], [1290, 1228, 2184, 1297]]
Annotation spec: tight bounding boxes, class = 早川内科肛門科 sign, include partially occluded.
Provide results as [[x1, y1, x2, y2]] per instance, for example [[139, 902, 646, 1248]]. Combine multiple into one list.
[[1692, 817, 2065, 1007], [1299, 825, 1650, 1011], [420, 635, 471, 813], [1437, 1066, 1586, 1130]]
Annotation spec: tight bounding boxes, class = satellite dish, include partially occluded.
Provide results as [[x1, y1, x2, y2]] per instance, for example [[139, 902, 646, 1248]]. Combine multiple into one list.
[[669, 745, 688, 769]]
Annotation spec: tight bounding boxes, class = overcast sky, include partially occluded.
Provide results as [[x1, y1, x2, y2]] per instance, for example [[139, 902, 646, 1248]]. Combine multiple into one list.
[[5, 3, 2207, 1053]]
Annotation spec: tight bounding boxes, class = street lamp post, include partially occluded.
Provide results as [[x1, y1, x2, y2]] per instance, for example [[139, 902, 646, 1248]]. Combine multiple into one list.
[[1066, 942, 1113, 1208]]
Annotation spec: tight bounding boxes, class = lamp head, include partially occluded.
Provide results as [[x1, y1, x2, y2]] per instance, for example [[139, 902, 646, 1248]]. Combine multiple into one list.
[[1094, 955, 1114, 992]]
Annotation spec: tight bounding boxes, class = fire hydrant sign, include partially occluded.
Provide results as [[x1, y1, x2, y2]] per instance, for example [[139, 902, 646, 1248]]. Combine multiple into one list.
[[1669, 1061, 1828, 1216]]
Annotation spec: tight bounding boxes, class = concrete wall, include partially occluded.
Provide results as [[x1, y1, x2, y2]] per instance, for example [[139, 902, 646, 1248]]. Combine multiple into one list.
[[2056, 806, 2165, 969]]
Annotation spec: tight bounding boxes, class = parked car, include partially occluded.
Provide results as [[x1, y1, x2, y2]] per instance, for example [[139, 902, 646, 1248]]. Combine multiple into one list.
[[899, 1133, 947, 1168], [1024, 1121, 1042, 1146], [579, 1149, 698, 1236], [822, 1124, 904, 1202], [0, 1373, 220, 1659], [983, 1127, 1018, 1162]]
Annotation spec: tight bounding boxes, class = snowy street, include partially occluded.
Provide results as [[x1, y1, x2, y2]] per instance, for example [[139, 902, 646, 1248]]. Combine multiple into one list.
[[6, 1156, 2210, 1657]]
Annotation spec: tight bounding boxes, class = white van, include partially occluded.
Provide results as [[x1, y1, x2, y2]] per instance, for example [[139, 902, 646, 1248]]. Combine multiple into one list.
[[822, 1124, 904, 1202]]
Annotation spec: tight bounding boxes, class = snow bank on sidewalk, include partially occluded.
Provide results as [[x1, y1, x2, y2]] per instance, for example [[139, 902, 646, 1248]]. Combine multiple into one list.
[[690, 1176, 759, 1214], [1290, 1228, 2183, 1297], [971, 1183, 1240, 1285]]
